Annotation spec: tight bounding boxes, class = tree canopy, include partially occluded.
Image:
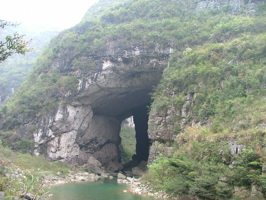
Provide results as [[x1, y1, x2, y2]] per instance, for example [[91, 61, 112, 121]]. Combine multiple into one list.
[[0, 20, 31, 62]]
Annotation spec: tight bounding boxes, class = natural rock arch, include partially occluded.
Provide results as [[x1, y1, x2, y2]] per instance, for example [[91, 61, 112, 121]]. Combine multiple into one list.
[[33, 44, 171, 173]]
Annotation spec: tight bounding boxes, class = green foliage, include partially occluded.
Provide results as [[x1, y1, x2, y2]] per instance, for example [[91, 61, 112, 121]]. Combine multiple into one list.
[[0, 139, 72, 174], [0, 1, 264, 200], [120, 126, 136, 163], [152, 32, 266, 133], [232, 149, 262, 187], [0, 131, 34, 153], [0, 170, 46, 199], [1, 72, 78, 128], [256, 3, 266, 16], [2, 0, 265, 132], [143, 130, 266, 200], [0, 20, 31, 62], [0, 141, 74, 199], [0, 28, 58, 104]]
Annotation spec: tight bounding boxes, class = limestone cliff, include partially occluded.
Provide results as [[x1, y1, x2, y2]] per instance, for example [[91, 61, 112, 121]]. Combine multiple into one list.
[[32, 43, 170, 173], [0, 0, 265, 174]]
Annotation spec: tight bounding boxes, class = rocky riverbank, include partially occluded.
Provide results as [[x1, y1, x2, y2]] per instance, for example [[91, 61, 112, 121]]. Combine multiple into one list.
[[0, 155, 187, 200], [117, 173, 184, 200], [0, 157, 107, 200], [0, 158, 46, 200], [43, 171, 100, 187]]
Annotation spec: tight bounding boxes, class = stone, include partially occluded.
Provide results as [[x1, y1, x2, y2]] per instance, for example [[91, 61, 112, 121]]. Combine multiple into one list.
[[83, 156, 104, 175], [262, 166, 266, 173], [229, 141, 245, 155], [117, 173, 126, 180], [131, 161, 147, 177], [0, 192, 5, 200], [195, 0, 261, 15], [219, 177, 228, 183], [256, 124, 266, 130], [20, 193, 46, 200], [251, 184, 263, 197], [132, 166, 145, 177]]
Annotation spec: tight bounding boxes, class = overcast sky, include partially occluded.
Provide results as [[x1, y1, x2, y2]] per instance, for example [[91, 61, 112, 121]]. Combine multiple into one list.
[[0, 0, 99, 30]]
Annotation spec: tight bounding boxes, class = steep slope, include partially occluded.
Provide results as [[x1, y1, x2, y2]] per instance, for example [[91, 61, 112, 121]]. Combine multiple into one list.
[[146, 15, 266, 198], [0, 28, 58, 104], [0, 0, 265, 189], [82, 0, 128, 21]]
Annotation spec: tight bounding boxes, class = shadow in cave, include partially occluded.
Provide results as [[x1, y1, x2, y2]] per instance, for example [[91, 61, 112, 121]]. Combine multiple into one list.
[[119, 105, 150, 175]]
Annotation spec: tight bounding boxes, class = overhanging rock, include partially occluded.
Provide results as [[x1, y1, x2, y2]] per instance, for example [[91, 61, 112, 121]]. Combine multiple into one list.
[[33, 43, 171, 173]]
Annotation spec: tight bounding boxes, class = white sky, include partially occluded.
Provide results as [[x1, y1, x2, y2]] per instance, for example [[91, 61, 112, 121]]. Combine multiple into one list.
[[0, 0, 99, 30]]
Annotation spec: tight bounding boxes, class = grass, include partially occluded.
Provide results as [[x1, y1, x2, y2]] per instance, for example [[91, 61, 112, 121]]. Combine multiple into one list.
[[0, 140, 76, 199], [120, 126, 136, 164]]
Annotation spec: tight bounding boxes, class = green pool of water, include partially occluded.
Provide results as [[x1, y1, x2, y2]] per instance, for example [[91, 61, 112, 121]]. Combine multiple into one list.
[[48, 179, 160, 200]]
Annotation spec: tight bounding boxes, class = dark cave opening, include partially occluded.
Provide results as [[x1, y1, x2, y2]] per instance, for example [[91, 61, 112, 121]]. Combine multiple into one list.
[[119, 105, 150, 172], [133, 105, 150, 162]]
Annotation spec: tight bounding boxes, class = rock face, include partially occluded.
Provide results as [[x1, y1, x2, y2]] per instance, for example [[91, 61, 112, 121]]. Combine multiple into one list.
[[196, 0, 264, 15], [4, 0, 264, 174], [147, 0, 266, 163], [33, 42, 171, 173]]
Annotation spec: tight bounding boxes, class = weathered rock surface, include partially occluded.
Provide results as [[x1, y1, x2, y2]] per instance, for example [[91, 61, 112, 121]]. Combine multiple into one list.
[[196, 0, 264, 15], [0, 192, 5, 200], [32, 41, 171, 173], [119, 176, 177, 199], [43, 172, 100, 187]]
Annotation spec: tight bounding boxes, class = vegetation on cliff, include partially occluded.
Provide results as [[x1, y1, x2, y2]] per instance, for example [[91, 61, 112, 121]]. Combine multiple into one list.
[[144, 129, 266, 200], [1, 0, 265, 130], [0, 0, 265, 199], [144, 2, 266, 199], [151, 20, 266, 134]]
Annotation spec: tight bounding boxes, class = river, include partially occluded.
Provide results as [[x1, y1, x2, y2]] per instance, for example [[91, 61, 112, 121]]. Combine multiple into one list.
[[48, 179, 161, 200]]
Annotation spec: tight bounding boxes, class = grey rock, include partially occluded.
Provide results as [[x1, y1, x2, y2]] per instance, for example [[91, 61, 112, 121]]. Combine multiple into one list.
[[0, 192, 5, 200], [195, 0, 263, 14], [30, 41, 171, 172], [229, 141, 245, 155], [117, 173, 126, 180], [132, 166, 145, 177], [256, 124, 266, 130], [20, 193, 46, 200], [251, 184, 263, 197]]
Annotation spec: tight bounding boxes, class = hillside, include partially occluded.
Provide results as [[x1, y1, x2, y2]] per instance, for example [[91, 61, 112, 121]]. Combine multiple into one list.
[[0, 0, 265, 199], [0, 27, 58, 104]]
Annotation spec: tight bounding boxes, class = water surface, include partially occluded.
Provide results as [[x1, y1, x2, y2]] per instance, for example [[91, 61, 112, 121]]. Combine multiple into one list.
[[49, 179, 159, 200]]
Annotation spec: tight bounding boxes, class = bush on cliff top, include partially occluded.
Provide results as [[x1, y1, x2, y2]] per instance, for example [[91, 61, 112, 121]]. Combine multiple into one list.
[[143, 129, 266, 200]]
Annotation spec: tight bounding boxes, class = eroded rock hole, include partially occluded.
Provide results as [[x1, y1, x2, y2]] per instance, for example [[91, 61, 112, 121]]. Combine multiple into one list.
[[120, 105, 150, 174]]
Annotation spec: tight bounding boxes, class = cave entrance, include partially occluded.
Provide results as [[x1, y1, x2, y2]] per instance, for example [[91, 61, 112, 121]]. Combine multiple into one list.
[[119, 105, 150, 172]]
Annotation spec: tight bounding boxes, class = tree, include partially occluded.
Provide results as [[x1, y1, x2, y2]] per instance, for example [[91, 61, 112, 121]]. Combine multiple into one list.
[[0, 20, 31, 62]]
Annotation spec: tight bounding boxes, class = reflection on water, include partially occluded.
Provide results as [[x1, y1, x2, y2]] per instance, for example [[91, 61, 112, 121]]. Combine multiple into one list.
[[48, 179, 159, 200]]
